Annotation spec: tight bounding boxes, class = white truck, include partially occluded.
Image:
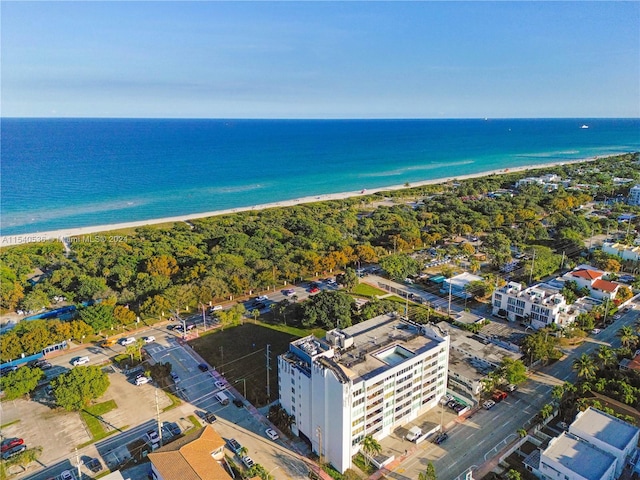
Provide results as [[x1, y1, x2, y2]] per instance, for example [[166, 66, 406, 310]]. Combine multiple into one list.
[[406, 426, 422, 442]]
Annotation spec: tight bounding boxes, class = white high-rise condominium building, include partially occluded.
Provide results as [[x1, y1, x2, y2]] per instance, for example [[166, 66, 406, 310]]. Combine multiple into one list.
[[277, 314, 450, 473]]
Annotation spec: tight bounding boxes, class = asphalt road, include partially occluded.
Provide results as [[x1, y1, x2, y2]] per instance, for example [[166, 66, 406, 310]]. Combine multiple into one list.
[[388, 300, 640, 480]]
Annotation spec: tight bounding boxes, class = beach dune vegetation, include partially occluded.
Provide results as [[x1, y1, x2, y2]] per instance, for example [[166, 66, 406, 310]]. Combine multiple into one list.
[[1, 154, 639, 360]]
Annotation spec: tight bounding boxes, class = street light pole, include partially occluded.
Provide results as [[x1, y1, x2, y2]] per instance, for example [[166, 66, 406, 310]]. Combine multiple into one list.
[[235, 378, 247, 398]]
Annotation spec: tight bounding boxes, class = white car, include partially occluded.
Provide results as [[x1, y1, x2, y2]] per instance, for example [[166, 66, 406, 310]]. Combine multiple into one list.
[[120, 337, 136, 346], [72, 356, 90, 366], [147, 430, 160, 448], [135, 376, 150, 386], [60, 471, 74, 480], [143, 336, 155, 343], [592, 328, 602, 335], [242, 456, 255, 468], [483, 400, 496, 410], [256, 295, 269, 302], [265, 428, 279, 441], [170, 372, 180, 383], [215, 381, 226, 390]]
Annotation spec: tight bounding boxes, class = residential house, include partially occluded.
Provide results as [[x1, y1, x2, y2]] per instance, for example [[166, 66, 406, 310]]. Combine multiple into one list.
[[563, 266, 620, 301], [149, 426, 229, 480]]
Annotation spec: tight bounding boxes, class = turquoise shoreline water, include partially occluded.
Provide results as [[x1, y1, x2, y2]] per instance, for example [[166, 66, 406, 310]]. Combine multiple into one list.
[[1, 118, 639, 235]]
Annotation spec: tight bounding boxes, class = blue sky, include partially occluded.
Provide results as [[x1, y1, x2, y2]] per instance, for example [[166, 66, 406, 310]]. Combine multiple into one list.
[[2, 1, 639, 118]]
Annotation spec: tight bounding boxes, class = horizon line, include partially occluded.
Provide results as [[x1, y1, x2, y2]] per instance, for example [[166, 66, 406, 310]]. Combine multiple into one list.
[[3, 116, 639, 121]]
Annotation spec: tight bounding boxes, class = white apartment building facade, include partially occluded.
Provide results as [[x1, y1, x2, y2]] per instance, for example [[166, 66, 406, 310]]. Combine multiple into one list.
[[628, 185, 640, 206], [491, 282, 581, 329], [277, 314, 450, 473]]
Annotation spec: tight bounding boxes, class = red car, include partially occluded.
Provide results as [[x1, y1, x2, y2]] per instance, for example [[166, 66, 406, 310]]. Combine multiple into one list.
[[1, 438, 23, 453], [309, 286, 320, 293]]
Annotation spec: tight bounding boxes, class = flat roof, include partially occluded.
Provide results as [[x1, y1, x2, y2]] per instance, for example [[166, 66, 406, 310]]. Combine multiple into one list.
[[543, 433, 616, 480], [436, 321, 521, 365], [335, 314, 446, 381], [571, 407, 640, 451]]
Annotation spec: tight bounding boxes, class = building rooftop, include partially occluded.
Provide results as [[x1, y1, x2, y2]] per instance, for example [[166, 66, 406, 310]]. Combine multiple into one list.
[[453, 311, 485, 325], [543, 432, 617, 480], [592, 279, 618, 293], [436, 321, 521, 365], [334, 314, 448, 381], [148, 426, 229, 480], [447, 348, 492, 382], [570, 407, 640, 452]]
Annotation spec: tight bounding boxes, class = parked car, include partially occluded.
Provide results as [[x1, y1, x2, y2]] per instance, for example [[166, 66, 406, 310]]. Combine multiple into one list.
[[506, 384, 517, 392], [242, 456, 255, 468], [308, 286, 320, 293], [1, 438, 23, 453], [162, 421, 181, 436], [209, 305, 223, 312], [233, 398, 244, 408], [492, 390, 508, 402], [265, 428, 279, 441], [135, 376, 150, 386], [434, 432, 448, 445], [282, 288, 295, 296], [60, 470, 74, 480], [0, 365, 18, 376], [85, 458, 103, 473], [198, 363, 209, 372], [170, 372, 180, 383], [2, 444, 26, 460], [592, 328, 602, 335], [37, 361, 53, 370], [215, 381, 226, 389], [196, 410, 217, 424], [256, 295, 269, 302], [147, 430, 160, 447], [227, 438, 242, 454], [143, 336, 155, 343], [483, 400, 496, 410], [120, 337, 136, 346], [72, 356, 90, 366]]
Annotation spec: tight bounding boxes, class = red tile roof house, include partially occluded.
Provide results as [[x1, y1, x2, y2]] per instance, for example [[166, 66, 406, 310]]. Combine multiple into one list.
[[564, 266, 621, 301], [148, 426, 232, 480]]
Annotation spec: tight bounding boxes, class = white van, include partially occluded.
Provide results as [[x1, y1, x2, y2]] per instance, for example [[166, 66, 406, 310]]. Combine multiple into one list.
[[214, 391, 230, 405], [406, 426, 422, 442]]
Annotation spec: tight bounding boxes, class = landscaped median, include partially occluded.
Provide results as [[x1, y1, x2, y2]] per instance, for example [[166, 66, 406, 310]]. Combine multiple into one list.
[[78, 400, 128, 448]]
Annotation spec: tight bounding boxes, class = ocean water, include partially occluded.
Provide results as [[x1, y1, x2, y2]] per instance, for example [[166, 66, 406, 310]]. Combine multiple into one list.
[[1, 118, 639, 235]]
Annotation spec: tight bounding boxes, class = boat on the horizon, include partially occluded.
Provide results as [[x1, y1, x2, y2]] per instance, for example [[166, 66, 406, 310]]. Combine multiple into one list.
[[581, 124, 589, 129]]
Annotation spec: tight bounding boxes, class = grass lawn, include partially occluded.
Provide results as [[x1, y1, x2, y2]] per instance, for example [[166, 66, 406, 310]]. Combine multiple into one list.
[[79, 400, 119, 446], [162, 391, 182, 412], [351, 283, 387, 298], [189, 323, 304, 407]]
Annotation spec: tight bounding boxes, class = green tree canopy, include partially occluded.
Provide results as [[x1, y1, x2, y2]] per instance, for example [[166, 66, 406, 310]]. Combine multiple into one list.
[[302, 291, 355, 329], [52, 365, 110, 411], [79, 303, 115, 333], [499, 358, 528, 385], [379, 254, 419, 281], [0, 366, 44, 400]]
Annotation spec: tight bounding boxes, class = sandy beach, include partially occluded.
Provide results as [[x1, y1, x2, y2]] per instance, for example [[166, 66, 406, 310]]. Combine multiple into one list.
[[0, 157, 598, 246]]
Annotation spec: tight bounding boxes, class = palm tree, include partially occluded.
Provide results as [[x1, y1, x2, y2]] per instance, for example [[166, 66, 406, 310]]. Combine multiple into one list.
[[596, 345, 616, 369], [572, 353, 596, 380], [539, 403, 554, 420], [360, 435, 382, 466], [517, 428, 528, 438], [617, 326, 637, 348], [551, 385, 564, 402], [252, 308, 260, 324], [418, 462, 437, 480]]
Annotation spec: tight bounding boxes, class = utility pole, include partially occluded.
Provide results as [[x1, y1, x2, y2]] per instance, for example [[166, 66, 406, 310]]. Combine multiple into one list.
[[75, 448, 81, 480], [266, 344, 271, 401], [156, 389, 163, 447]]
